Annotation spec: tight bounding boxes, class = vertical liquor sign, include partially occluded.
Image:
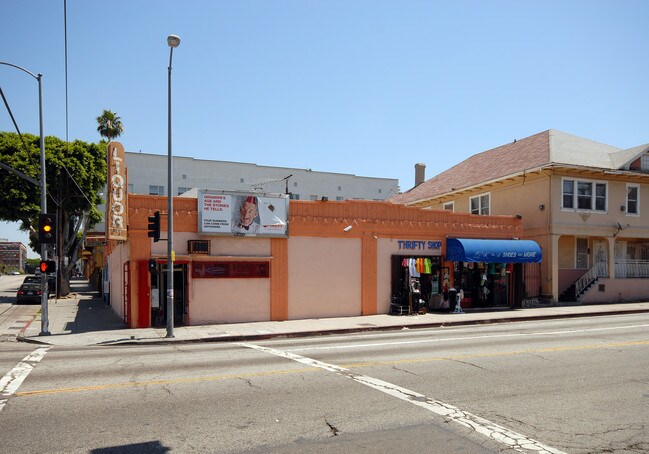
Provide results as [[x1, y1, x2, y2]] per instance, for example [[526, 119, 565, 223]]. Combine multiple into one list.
[[106, 142, 128, 241]]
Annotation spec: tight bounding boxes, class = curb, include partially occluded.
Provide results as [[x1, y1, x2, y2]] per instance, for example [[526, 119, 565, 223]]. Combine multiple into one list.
[[21, 307, 649, 347]]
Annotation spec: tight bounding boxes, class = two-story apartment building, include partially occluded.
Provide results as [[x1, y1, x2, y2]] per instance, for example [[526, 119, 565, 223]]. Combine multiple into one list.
[[391, 130, 649, 304]]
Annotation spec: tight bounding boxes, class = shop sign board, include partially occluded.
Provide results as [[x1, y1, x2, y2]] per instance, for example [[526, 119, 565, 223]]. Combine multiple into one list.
[[397, 240, 442, 251], [106, 142, 128, 241], [198, 190, 289, 238]]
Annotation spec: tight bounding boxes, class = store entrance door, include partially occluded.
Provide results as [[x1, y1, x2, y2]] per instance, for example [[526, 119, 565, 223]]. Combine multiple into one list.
[[151, 263, 188, 327]]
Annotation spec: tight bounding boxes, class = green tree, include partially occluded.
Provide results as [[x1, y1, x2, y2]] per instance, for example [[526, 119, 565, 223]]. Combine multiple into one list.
[[0, 132, 106, 295], [96, 110, 124, 142]]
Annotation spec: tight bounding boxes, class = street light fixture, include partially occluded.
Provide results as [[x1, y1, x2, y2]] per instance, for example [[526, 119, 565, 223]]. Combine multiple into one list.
[[166, 34, 180, 338], [0, 61, 50, 335]]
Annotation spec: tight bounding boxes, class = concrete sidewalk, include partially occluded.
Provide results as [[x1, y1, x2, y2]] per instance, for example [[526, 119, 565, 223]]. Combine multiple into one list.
[[18, 278, 649, 347]]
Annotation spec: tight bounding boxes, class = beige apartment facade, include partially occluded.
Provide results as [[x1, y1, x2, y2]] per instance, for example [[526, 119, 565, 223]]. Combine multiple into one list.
[[392, 130, 649, 304]]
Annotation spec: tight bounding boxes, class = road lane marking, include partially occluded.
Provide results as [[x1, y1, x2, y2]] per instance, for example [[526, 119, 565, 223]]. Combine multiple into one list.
[[238, 342, 568, 454], [0, 346, 51, 413], [12, 338, 649, 400], [288, 323, 649, 352]]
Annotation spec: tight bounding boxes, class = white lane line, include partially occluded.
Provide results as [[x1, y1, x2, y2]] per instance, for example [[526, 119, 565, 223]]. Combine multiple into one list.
[[238, 342, 565, 454], [288, 323, 649, 352], [0, 346, 51, 413]]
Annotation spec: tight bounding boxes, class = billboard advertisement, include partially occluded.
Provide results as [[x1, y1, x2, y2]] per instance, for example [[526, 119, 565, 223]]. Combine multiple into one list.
[[198, 190, 289, 238]]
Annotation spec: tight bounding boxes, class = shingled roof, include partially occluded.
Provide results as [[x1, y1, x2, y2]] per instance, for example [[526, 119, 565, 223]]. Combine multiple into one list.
[[390, 129, 632, 205]]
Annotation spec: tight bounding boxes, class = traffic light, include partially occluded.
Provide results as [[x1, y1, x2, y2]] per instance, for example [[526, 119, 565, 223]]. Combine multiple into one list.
[[39, 260, 56, 274], [38, 213, 56, 244], [148, 258, 157, 273], [148, 211, 161, 242]]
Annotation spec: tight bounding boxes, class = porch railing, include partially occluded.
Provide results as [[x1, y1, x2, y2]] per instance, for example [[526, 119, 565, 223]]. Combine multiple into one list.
[[615, 260, 649, 278], [575, 262, 608, 297]]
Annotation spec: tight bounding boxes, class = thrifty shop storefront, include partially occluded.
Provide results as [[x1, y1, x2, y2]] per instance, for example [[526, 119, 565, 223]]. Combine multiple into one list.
[[106, 192, 530, 328]]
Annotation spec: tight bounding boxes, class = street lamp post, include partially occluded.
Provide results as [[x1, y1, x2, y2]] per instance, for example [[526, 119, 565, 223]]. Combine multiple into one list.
[[166, 34, 180, 338], [0, 61, 50, 335]]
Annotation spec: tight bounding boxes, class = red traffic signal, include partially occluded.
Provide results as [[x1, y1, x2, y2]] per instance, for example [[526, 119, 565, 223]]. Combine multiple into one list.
[[39, 260, 56, 273]]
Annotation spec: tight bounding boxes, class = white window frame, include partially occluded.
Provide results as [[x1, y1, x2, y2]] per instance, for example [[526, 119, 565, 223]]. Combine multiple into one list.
[[626, 184, 640, 216], [149, 185, 164, 196], [561, 177, 607, 213], [469, 193, 490, 215], [443, 202, 454, 212]]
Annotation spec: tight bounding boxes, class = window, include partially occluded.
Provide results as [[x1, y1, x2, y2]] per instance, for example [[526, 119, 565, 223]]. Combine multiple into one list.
[[336, 196, 344, 201], [627, 184, 639, 215], [240, 178, 244, 183], [562, 178, 607, 212], [563, 180, 574, 208], [149, 185, 164, 196], [290, 193, 300, 200], [338, 186, 342, 191], [641, 154, 649, 171], [470, 193, 490, 215], [177, 187, 190, 195], [309, 195, 318, 201], [443, 202, 454, 211]]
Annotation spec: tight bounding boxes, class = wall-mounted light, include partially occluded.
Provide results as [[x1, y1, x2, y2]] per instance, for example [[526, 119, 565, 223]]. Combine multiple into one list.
[[620, 205, 626, 212], [515, 214, 522, 219], [343, 225, 353, 232], [538, 204, 545, 211]]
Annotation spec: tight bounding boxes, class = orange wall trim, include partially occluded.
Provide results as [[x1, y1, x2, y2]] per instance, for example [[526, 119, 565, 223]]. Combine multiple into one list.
[[270, 238, 289, 320], [361, 236, 378, 315]]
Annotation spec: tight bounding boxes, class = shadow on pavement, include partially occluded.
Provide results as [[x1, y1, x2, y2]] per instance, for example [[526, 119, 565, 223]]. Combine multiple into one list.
[[66, 278, 127, 334]]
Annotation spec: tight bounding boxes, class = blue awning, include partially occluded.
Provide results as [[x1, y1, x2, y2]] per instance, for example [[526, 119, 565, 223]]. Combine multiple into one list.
[[446, 238, 542, 263]]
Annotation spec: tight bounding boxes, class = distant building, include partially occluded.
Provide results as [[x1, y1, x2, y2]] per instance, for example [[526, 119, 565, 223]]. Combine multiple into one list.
[[95, 151, 399, 234], [0, 241, 27, 273]]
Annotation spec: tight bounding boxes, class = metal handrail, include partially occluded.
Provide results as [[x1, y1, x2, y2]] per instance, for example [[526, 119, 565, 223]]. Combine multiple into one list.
[[614, 259, 649, 278], [575, 262, 607, 296]]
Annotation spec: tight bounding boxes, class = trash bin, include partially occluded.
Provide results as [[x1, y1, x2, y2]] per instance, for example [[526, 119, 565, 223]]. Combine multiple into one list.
[[448, 287, 457, 312]]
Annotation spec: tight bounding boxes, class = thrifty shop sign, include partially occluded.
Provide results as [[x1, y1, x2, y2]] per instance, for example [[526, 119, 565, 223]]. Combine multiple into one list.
[[398, 240, 442, 250]]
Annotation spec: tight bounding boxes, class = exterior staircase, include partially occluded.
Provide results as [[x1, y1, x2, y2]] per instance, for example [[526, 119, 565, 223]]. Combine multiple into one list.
[[558, 262, 607, 302]]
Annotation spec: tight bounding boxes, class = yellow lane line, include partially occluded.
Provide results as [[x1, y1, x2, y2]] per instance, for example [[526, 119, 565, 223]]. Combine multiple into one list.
[[15, 339, 649, 398]]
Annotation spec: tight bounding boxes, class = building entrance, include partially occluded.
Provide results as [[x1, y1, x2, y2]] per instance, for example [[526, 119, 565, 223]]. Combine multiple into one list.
[[151, 263, 188, 327]]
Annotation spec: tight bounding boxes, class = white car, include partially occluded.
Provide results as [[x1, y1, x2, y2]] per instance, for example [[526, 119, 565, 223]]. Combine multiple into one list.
[[11, 271, 20, 275]]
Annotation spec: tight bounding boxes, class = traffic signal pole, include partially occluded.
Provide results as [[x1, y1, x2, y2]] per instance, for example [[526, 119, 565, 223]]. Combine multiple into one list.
[[37, 73, 50, 336]]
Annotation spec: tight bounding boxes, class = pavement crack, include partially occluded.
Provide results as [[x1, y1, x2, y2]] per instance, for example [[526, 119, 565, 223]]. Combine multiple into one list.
[[162, 385, 174, 396], [446, 358, 488, 371], [238, 377, 261, 389], [325, 419, 339, 436], [391, 365, 417, 376]]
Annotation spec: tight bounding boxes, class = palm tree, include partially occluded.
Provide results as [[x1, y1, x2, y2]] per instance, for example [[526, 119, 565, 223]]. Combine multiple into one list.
[[96, 110, 124, 143]]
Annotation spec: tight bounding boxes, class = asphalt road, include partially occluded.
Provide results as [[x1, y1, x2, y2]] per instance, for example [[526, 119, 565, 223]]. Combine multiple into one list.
[[1, 313, 648, 453]]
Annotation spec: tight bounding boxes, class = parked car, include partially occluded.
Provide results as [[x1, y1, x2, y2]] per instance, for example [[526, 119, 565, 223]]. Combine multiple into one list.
[[29, 273, 55, 295], [16, 282, 43, 304], [22, 276, 40, 284], [11, 271, 20, 275]]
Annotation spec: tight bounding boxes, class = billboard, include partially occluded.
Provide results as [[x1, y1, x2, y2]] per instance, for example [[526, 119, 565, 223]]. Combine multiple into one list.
[[198, 190, 289, 238]]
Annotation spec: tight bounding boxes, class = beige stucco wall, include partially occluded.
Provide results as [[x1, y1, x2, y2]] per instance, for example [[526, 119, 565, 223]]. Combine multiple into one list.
[[187, 236, 272, 325], [287, 237, 361, 319], [579, 279, 649, 303], [190, 279, 271, 324], [108, 242, 129, 321]]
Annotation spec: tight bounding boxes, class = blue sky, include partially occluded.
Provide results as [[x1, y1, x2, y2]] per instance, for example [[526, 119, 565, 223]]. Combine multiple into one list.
[[2, 0, 648, 257]]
